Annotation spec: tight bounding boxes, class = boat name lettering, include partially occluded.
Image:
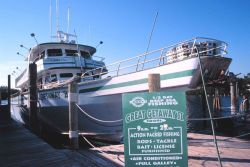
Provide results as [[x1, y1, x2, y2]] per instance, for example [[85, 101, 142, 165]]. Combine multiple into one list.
[[39, 91, 68, 100], [46, 58, 68, 62], [125, 109, 184, 123]]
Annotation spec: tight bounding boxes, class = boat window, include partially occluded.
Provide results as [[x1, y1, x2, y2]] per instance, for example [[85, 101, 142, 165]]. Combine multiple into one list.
[[47, 49, 62, 57], [80, 51, 91, 59], [45, 75, 50, 84], [83, 73, 89, 76], [65, 49, 78, 56], [50, 74, 57, 82], [37, 77, 43, 89], [40, 51, 45, 59], [60, 73, 73, 78], [77, 73, 82, 76]]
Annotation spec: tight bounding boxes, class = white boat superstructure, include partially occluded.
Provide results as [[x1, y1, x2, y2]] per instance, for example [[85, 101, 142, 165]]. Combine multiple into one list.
[[11, 35, 232, 142], [16, 41, 106, 90]]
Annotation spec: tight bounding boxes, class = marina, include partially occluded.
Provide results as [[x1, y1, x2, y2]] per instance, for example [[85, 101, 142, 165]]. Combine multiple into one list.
[[1, 112, 250, 166], [1, 0, 250, 166], [10, 36, 232, 143]]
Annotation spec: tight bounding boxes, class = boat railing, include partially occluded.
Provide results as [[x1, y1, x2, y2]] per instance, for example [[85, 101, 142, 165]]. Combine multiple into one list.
[[92, 55, 105, 62], [38, 80, 68, 90], [80, 37, 228, 81]]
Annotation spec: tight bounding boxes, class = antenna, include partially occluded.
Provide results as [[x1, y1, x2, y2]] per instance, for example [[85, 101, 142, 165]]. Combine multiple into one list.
[[74, 29, 84, 73], [146, 11, 158, 54], [50, 0, 52, 41], [67, 7, 70, 33], [50, 0, 76, 43], [88, 25, 92, 43], [141, 11, 159, 70], [56, 0, 60, 32]]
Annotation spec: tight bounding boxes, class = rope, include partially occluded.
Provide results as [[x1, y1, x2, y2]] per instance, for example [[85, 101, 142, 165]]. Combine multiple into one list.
[[197, 47, 223, 167], [10, 90, 21, 98], [75, 104, 123, 123], [38, 75, 80, 90], [222, 132, 250, 141], [188, 113, 249, 121], [81, 135, 104, 153], [81, 135, 124, 164]]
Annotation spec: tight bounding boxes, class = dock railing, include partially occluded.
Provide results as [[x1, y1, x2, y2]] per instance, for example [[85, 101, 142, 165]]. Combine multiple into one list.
[[81, 37, 228, 80]]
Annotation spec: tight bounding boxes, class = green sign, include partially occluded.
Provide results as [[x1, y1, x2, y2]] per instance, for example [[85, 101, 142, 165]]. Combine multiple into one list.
[[122, 92, 187, 167]]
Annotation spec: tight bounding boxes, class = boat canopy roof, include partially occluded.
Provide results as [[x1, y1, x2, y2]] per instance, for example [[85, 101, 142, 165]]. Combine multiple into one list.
[[29, 42, 96, 62]]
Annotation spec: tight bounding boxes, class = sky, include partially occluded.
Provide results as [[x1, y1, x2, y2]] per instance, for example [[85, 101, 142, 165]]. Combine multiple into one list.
[[0, 0, 250, 87]]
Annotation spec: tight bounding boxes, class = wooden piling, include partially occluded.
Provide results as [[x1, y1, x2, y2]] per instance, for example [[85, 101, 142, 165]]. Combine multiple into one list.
[[7, 75, 11, 120], [29, 63, 38, 131], [230, 80, 237, 114], [213, 88, 221, 112], [148, 73, 161, 92], [68, 80, 79, 149]]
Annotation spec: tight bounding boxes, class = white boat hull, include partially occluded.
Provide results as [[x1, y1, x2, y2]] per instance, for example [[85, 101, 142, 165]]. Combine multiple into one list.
[[11, 56, 231, 142]]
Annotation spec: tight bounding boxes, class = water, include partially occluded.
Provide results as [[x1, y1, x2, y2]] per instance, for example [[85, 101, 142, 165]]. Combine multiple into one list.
[[220, 96, 244, 116], [0, 100, 8, 105], [187, 95, 248, 135]]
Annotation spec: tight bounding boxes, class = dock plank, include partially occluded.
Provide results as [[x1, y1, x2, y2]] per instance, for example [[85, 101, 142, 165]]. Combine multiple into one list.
[[0, 120, 105, 167], [88, 133, 250, 167], [1, 116, 250, 166]]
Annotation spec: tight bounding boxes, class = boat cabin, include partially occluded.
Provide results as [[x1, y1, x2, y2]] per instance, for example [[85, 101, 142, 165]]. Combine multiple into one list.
[[16, 42, 106, 90]]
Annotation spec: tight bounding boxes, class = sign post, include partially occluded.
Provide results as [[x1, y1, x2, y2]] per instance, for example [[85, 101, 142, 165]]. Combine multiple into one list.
[[123, 92, 188, 167]]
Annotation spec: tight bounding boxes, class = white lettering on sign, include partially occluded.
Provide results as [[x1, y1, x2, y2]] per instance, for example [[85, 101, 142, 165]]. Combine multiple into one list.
[[129, 95, 178, 108], [125, 109, 184, 123], [128, 127, 183, 156]]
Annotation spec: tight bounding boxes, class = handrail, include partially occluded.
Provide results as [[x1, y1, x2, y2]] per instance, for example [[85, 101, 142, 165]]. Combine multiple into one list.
[[80, 37, 228, 80], [38, 37, 228, 89], [92, 55, 105, 62]]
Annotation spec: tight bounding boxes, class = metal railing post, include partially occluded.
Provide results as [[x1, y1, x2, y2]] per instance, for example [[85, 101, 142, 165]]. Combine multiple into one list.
[[116, 62, 121, 76], [158, 49, 164, 66], [136, 56, 141, 71], [190, 38, 197, 56]]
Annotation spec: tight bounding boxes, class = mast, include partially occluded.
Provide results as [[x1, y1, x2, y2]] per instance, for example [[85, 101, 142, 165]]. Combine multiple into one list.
[[50, 0, 52, 41], [67, 7, 70, 33], [56, 0, 60, 33]]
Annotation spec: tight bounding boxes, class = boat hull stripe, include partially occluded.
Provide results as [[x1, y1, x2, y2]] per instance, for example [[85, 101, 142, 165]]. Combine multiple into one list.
[[79, 69, 194, 93]]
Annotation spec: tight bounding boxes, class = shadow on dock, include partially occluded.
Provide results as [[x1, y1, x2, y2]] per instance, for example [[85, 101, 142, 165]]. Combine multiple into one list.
[[0, 118, 120, 167]]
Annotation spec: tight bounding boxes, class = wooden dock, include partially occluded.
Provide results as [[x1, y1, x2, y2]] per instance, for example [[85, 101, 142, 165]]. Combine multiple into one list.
[[1, 105, 250, 167], [0, 119, 119, 167], [87, 133, 250, 167]]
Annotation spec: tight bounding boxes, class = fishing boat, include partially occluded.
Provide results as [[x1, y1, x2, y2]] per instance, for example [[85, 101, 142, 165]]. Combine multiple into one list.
[[11, 29, 231, 142]]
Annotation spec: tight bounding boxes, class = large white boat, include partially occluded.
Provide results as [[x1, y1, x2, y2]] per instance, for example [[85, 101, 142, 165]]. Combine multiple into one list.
[[11, 31, 231, 142]]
